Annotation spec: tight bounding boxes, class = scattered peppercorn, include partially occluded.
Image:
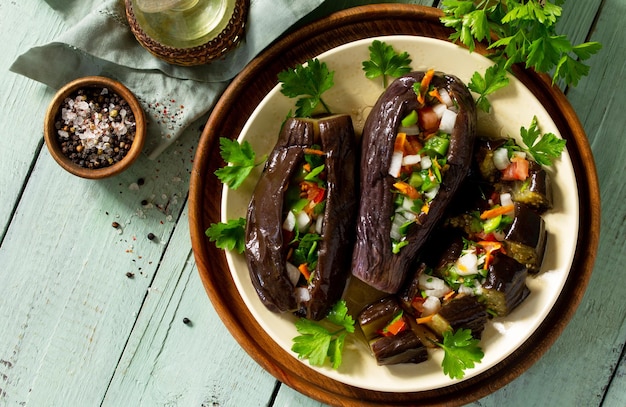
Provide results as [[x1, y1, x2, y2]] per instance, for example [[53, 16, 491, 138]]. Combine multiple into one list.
[[141, 199, 148, 206], [112, 221, 120, 229], [126, 272, 135, 278], [182, 317, 191, 325], [147, 232, 156, 241], [137, 178, 145, 186]]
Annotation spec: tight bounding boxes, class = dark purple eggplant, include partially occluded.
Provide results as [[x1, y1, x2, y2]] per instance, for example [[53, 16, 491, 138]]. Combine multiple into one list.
[[426, 295, 488, 339], [369, 330, 428, 365], [358, 296, 428, 365], [502, 202, 547, 273], [508, 161, 552, 213], [351, 71, 477, 293], [482, 252, 530, 316], [245, 114, 357, 320]]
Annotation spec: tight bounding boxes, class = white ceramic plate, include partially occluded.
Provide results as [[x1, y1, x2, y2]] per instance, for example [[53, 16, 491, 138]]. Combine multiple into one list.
[[220, 36, 579, 392]]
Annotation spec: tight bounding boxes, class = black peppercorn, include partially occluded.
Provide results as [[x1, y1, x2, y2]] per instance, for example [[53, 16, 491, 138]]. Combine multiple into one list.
[[147, 232, 156, 241], [182, 317, 191, 325]]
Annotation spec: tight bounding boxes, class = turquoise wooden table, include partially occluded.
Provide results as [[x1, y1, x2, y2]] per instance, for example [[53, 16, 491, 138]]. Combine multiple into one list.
[[0, 1, 624, 406]]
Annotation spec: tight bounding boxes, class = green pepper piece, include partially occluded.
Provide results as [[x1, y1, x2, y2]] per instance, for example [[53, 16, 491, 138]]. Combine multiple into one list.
[[423, 135, 450, 157], [401, 110, 418, 127], [408, 172, 423, 188], [483, 215, 502, 234]]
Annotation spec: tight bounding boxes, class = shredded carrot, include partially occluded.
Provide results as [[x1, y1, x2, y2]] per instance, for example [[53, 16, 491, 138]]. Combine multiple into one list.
[[385, 319, 407, 336], [480, 204, 515, 220], [393, 181, 420, 200], [428, 88, 444, 104], [478, 241, 505, 269], [421, 202, 430, 214], [303, 148, 325, 156], [417, 69, 435, 105], [394, 132, 407, 152], [298, 263, 311, 280], [443, 290, 456, 302], [302, 163, 311, 172], [416, 314, 434, 324]]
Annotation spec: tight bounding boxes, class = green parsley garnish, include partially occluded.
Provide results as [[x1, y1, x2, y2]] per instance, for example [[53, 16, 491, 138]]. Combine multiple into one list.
[[434, 328, 484, 380], [519, 115, 566, 165], [441, 0, 602, 112], [291, 300, 355, 369], [214, 137, 265, 189], [362, 40, 413, 88], [277, 58, 334, 118], [205, 217, 246, 254]]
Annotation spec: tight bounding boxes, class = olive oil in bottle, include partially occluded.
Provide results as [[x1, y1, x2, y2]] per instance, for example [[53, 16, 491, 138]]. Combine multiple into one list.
[[132, 0, 234, 49]]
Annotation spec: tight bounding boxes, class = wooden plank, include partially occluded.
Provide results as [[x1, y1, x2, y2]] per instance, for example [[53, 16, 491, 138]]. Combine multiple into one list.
[[102, 203, 277, 406], [0, 1, 66, 237], [0, 118, 201, 405]]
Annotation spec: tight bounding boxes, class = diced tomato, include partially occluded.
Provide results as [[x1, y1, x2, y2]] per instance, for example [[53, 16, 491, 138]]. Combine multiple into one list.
[[501, 157, 529, 181], [418, 106, 440, 134], [411, 296, 426, 313]]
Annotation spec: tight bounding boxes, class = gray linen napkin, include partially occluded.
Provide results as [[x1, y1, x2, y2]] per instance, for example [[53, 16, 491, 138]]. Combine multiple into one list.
[[10, 0, 325, 158]]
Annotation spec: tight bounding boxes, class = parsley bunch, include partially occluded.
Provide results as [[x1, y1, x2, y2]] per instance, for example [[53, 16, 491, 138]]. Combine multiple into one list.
[[441, 0, 602, 111], [215, 137, 266, 189], [291, 300, 355, 369]]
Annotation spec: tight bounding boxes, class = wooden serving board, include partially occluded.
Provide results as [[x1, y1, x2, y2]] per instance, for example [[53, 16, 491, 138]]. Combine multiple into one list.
[[189, 4, 600, 406]]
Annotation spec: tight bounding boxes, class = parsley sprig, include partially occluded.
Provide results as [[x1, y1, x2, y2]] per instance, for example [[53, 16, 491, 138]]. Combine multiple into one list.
[[205, 217, 246, 253], [291, 300, 355, 369], [278, 58, 334, 118], [434, 329, 484, 380], [441, 0, 602, 112], [362, 40, 412, 88], [215, 137, 266, 190], [519, 115, 566, 165]]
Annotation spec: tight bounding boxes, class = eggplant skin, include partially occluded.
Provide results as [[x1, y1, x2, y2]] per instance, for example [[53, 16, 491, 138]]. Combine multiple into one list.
[[245, 115, 357, 320], [351, 71, 477, 294]]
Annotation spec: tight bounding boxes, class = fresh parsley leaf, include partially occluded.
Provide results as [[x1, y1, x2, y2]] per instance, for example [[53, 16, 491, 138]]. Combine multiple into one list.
[[278, 58, 334, 117], [434, 328, 484, 380], [362, 40, 412, 88], [205, 217, 246, 253], [441, 0, 602, 112], [214, 137, 265, 189], [468, 64, 509, 112], [519, 116, 566, 165], [291, 300, 355, 369]]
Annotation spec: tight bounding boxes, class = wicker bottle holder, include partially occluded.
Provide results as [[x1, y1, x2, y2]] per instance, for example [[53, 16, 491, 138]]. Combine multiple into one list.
[[125, 0, 249, 66]]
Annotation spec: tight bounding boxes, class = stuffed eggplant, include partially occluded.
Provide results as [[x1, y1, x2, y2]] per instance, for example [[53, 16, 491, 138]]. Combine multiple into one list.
[[245, 114, 357, 320], [352, 70, 477, 293]]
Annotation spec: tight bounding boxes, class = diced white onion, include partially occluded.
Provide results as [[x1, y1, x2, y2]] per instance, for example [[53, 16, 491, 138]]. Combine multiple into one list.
[[315, 214, 324, 235], [420, 155, 432, 169], [402, 197, 415, 212], [458, 285, 475, 296], [438, 109, 457, 134], [398, 125, 420, 135], [282, 211, 296, 232], [421, 296, 441, 317], [493, 148, 510, 170], [418, 273, 452, 298], [403, 211, 416, 221], [424, 185, 440, 201], [295, 287, 311, 303], [390, 222, 402, 241], [512, 151, 527, 160], [438, 88, 454, 107], [500, 193, 514, 209], [492, 230, 506, 241], [296, 211, 311, 232], [388, 150, 404, 177], [402, 154, 421, 166], [432, 103, 447, 119], [286, 262, 301, 286], [456, 252, 479, 276]]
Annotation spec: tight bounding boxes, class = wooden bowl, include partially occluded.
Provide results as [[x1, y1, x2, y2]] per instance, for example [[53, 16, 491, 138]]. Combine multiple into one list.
[[189, 4, 600, 406], [44, 76, 146, 179]]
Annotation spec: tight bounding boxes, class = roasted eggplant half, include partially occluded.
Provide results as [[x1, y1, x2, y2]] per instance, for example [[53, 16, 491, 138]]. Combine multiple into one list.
[[245, 114, 357, 320], [425, 294, 488, 339], [352, 71, 477, 293]]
